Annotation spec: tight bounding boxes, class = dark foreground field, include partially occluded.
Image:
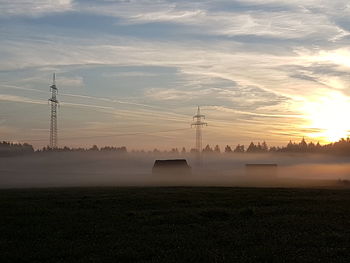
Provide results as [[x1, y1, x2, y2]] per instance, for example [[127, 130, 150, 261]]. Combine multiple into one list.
[[1, 187, 350, 262]]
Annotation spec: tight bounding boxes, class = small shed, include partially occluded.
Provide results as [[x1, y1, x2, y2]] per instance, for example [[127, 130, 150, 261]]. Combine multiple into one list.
[[152, 159, 191, 175]]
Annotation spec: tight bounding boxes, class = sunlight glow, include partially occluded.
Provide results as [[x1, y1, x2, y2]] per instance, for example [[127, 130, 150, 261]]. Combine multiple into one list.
[[303, 49, 350, 67], [302, 92, 350, 143], [314, 49, 350, 68]]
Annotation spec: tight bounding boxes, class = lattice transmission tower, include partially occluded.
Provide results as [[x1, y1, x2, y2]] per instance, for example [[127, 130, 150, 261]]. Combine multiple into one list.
[[49, 73, 59, 148], [191, 106, 207, 163]]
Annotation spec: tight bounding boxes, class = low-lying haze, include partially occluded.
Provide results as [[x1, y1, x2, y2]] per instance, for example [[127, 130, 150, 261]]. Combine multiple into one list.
[[1, 152, 350, 188]]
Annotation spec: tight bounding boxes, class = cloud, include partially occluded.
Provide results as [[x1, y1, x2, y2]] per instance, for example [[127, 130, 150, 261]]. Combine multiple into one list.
[[206, 105, 303, 118], [0, 93, 45, 104], [102, 71, 158, 78], [306, 48, 350, 68], [129, 9, 206, 24], [0, 0, 73, 17], [58, 76, 84, 88], [64, 0, 349, 42], [2, 75, 84, 89], [145, 88, 195, 101], [0, 84, 48, 94]]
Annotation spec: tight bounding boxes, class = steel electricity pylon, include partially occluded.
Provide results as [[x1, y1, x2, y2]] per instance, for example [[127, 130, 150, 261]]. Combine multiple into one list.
[[191, 106, 207, 164], [49, 73, 59, 148]]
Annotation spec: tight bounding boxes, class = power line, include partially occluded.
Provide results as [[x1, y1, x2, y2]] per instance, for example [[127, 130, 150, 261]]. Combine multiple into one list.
[[16, 127, 192, 142]]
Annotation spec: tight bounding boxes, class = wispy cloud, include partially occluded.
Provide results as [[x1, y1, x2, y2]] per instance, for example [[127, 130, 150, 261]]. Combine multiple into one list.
[[102, 71, 158, 78], [206, 105, 303, 119], [0, 0, 73, 17], [0, 93, 45, 104]]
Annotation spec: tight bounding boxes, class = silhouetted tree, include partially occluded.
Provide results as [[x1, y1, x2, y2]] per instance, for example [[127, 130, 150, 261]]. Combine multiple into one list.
[[90, 145, 99, 151], [261, 141, 268, 152], [316, 141, 322, 150], [285, 140, 297, 152], [153, 148, 160, 153], [225, 145, 232, 153], [246, 142, 257, 153], [299, 137, 307, 152], [0, 141, 34, 157], [269, 146, 277, 152], [171, 148, 179, 154], [214, 145, 221, 153], [118, 146, 127, 153], [203, 144, 213, 153], [233, 144, 245, 153], [308, 142, 315, 152]]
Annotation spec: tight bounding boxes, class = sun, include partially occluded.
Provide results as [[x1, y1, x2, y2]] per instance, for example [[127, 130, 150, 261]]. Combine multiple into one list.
[[302, 92, 350, 143]]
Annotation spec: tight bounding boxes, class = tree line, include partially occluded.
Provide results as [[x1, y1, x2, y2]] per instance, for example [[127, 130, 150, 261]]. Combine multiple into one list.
[[3, 137, 350, 156], [0, 141, 34, 157], [205, 137, 350, 155], [136, 137, 350, 155]]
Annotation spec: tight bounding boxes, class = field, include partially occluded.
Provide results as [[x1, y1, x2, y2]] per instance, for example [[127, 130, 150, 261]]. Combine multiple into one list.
[[1, 187, 350, 262]]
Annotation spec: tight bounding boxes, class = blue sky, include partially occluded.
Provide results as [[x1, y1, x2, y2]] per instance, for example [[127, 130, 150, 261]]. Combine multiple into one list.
[[1, 0, 350, 149]]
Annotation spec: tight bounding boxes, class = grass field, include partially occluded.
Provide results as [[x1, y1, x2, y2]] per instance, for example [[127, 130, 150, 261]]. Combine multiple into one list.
[[1, 187, 350, 262]]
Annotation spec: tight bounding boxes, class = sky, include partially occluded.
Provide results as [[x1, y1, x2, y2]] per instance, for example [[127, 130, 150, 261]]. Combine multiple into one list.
[[1, 0, 350, 150]]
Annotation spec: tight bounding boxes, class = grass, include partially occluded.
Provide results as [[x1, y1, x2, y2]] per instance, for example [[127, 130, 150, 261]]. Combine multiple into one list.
[[1, 187, 350, 262]]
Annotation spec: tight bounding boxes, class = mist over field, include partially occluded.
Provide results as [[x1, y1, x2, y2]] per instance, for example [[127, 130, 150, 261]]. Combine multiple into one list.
[[1, 152, 350, 189]]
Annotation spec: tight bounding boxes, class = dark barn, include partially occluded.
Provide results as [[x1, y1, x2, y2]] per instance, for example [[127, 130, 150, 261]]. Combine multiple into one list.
[[152, 159, 191, 175]]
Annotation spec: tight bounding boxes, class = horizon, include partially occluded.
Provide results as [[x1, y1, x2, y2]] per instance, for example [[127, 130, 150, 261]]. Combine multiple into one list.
[[1, 1, 350, 149], [2, 136, 350, 153]]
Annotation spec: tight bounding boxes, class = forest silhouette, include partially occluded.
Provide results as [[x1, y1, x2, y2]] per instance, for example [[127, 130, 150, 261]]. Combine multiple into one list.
[[3, 137, 350, 157]]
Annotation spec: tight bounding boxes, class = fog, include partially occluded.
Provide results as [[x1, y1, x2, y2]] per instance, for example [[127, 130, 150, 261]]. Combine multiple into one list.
[[1, 152, 350, 188]]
